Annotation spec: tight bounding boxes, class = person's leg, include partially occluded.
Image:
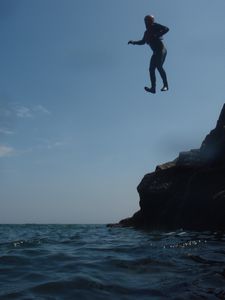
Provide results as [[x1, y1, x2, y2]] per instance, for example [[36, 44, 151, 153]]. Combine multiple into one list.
[[145, 54, 156, 93], [149, 54, 157, 90], [156, 48, 168, 91]]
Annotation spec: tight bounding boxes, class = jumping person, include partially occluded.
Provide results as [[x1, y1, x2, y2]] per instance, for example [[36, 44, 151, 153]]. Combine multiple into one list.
[[128, 15, 169, 94]]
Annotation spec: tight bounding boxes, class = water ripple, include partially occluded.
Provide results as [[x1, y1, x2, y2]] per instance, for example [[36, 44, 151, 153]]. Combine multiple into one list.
[[0, 225, 224, 299]]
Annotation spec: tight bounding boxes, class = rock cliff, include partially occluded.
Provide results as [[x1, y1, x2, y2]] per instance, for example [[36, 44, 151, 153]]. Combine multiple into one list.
[[118, 104, 225, 230]]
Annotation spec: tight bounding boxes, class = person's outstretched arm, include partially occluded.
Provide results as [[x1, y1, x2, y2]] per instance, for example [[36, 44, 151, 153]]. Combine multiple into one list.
[[128, 32, 146, 45]]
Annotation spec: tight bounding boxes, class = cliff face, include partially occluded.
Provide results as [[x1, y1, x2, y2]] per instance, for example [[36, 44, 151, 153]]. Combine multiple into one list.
[[119, 104, 225, 230]]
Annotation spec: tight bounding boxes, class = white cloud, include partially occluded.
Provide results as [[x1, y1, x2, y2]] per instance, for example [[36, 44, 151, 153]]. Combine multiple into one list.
[[0, 145, 14, 157], [34, 137, 70, 151], [15, 106, 33, 118], [38, 138, 67, 150], [0, 128, 14, 135], [34, 105, 51, 115], [47, 141, 66, 149], [1, 103, 51, 120]]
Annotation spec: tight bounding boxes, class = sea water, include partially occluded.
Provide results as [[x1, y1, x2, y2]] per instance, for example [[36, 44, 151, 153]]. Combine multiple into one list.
[[0, 224, 224, 299]]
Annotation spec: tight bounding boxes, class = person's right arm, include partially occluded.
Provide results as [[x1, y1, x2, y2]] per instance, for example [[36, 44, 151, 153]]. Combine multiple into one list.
[[128, 31, 146, 45]]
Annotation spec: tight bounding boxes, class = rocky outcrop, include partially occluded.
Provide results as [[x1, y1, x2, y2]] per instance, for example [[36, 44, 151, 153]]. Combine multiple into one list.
[[117, 104, 225, 230]]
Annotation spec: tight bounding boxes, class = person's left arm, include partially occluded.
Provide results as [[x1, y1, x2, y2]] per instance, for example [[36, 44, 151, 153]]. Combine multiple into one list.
[[153, 23, 169, 38]]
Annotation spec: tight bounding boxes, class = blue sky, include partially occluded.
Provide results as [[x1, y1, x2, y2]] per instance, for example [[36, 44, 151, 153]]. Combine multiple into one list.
[[0, 0, 225, 223]]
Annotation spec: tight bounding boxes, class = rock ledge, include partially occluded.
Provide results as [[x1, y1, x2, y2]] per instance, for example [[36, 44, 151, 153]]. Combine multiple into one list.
[[113, 104, 225, 230]]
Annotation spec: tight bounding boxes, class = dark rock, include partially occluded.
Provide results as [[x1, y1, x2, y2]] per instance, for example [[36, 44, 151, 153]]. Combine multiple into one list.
[[116, 104, 225, 230], [200, 104, 225, 164]]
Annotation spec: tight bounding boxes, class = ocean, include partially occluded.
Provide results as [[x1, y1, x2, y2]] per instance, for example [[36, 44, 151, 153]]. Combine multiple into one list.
[[0, 224, 224, 299]]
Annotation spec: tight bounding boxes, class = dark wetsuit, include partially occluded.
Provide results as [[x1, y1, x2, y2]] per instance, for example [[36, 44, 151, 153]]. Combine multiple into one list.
[[134, 23, 169, 88]]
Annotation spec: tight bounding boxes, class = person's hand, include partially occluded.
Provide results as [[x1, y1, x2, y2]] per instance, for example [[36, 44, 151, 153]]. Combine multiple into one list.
[[128, 40, 134, 45]]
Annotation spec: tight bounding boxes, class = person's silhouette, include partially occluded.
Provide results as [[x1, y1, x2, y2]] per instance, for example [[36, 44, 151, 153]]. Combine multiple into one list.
[[128, 15, 169, 94]]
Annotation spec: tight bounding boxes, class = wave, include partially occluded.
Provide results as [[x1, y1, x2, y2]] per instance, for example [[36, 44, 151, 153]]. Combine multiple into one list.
[[0, 225, 224, 299]]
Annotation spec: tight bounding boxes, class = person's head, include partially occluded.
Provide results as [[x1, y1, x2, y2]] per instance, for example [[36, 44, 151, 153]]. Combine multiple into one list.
[[144, 15, 154, 29]]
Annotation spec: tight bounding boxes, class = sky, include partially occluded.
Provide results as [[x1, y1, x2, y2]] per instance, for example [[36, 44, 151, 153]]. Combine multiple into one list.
[[0, 0, 225, 224]]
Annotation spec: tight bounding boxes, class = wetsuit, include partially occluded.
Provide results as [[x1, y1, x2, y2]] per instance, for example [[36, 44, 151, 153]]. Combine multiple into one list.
[[134, 23, 169, 89]]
